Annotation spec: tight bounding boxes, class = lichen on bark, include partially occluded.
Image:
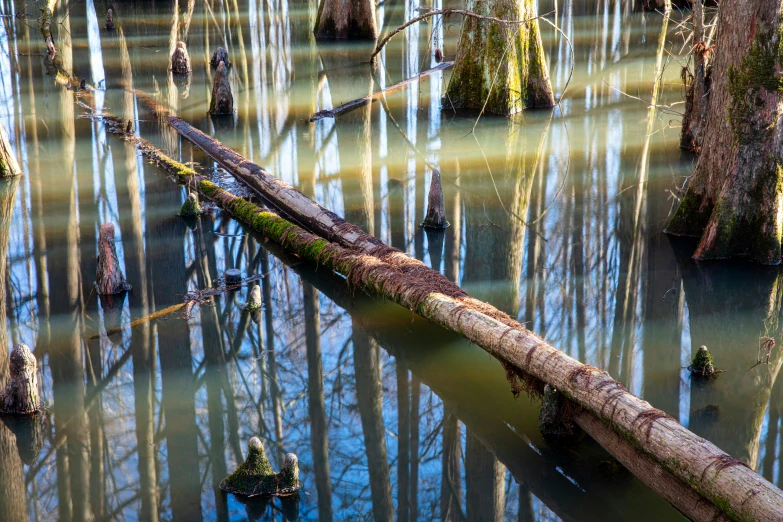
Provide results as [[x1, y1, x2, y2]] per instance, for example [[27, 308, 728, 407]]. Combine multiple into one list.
[[444, 0, 554, 115]]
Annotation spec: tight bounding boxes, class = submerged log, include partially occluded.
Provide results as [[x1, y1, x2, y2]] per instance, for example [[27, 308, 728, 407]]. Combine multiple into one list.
[[0, 344, 41, 414], [96, 223, 131, 295], [210, 47, 230, 67], [209, 61, 233, 115], [191, 176, 783, 520], [420, 169, 448, 229], [170, 41, 191, 75], [309, 62, 454, 121]]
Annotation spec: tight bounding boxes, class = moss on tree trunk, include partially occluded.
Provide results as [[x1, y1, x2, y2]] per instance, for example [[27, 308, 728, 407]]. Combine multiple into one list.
[[314, 0, 377, 39], [445, 0, 554, 115], [667, 0, 783, 264]]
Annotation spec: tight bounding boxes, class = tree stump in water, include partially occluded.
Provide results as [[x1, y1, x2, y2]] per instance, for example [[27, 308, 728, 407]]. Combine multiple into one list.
[[105, 9, 114, 30], [220, 437, 302, 497], [225, 268, 242, 285], [420, 169, 449, 229], [0, 344, 41, 414], [210, 47, 230, 67], [96, 223, 131, 295], [689, 345, 718, 376], [170, 41, 191, 75], [209, 61, 233, 115]]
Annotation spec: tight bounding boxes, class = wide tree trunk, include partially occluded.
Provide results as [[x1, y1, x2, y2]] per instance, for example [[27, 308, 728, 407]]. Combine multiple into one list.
[[314, 0, 377, 39], [666, 0, 783, 264], [445, 0, 554, 115]]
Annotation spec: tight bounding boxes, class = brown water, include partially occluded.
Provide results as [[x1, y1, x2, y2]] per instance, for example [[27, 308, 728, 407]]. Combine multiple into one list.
[[1, 0, 778, 521]]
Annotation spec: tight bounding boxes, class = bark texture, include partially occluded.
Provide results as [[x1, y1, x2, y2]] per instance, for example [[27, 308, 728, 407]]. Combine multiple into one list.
[[679, 0, 709, 151], [95, 222, 130, 295], [445, 0, 554, 115], [0, 344, 41, 414], [666, 0, 783, 264], [314, 0, 377, 39]]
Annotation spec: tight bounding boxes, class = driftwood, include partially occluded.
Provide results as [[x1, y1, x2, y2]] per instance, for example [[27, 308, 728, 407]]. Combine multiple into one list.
[[170, 41, 191, 75], [309, 62, 454, 121], [209, 61, 233, 115], [0, 344, 41, 414], [159, 117, 783, 519], [95, 223, 131, 295]]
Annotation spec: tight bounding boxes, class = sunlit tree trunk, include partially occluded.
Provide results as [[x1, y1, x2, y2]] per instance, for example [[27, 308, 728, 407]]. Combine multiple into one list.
[[314, 0, 377, 39], [666, 0, 783, 264], [445, 0, 554, 115]]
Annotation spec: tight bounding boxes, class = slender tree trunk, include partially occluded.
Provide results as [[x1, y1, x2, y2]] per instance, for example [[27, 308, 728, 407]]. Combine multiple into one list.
[[666, 0, 783, 264], [445, 0, 554, 115]]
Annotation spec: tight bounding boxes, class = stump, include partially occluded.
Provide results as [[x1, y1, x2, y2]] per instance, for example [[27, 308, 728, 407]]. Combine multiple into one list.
[[209, 61, 233, 115], [244, 284, 262, 313], [96, 223, 131, 295], [210, 47, 230, 67], [220, 437, 301, 497], [180, 193, 201, 218], [0, 344, 41, 414], [420, 169, 449, 229], [170, 41, 191, 75], [105, 9, 114, 30], [225, 268, 242, 285]]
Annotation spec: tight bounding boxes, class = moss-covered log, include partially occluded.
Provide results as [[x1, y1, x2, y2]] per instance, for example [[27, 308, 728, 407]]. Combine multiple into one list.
[[313, 0, 377, 39], [196, 177, 782, 520], [666, 0, 783, 264], [445, 0, 554, 115]]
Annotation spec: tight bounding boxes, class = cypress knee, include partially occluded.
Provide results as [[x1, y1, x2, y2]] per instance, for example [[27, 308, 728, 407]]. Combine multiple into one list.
[[105, 9, 114, 30], [210, 47, 230, 67], [421, 169, 449, 229], [0, 343, 41, 414], [171, 41, 191, 75], [96, 223, 131, 295], [209, 61, 234, 115]]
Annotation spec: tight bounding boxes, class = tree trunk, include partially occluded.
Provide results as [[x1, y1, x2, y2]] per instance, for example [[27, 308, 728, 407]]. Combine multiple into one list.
[[666, 0, 783, 264], [445, 0, 554, 115], [314, 0, 377, 39], [680, 0, 709, 151]]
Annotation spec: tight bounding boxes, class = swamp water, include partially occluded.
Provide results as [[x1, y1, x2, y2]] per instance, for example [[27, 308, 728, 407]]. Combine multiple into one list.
[[0, 0, 776, 520]]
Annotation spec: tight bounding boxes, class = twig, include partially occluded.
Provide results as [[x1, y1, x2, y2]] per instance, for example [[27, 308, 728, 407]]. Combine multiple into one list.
[[370, 8, 555, 62]]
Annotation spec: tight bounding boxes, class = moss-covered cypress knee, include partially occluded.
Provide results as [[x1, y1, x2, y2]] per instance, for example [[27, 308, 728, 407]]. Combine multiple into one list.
[[277, 453, 300, 492], [689, 345, 717, 376], [180, 193, 201, 217], [220, 437, 276, 496]]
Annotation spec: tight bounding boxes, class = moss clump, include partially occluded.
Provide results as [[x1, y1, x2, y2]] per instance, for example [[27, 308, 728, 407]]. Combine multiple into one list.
[[180, 193, 201, 217], [220, 437, 276, 496], [689, 345, 716, 376]]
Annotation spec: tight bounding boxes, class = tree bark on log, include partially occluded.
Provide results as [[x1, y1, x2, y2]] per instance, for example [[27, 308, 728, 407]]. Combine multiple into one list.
[[195, 178, 783, 521], [445, 0, 555, 114], [666, 0, 783, 264]]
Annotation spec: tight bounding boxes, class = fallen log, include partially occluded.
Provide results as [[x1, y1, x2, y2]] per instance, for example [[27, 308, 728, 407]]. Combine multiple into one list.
[[308, 62, 454, 121], [193, 178, 783, 520], [164, 118, 783, 520]]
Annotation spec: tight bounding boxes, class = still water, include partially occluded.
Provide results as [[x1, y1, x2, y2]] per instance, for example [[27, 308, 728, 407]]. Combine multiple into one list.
[[0, 0, 776, 520]]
